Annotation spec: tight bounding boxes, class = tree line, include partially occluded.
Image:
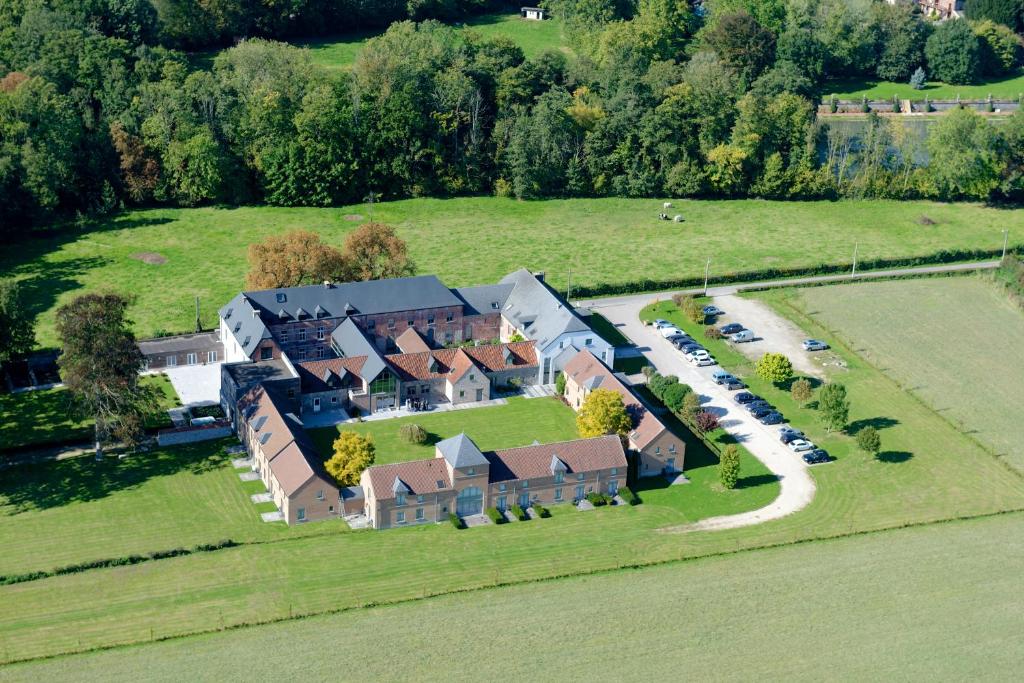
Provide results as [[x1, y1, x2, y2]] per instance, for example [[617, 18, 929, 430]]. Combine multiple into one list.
[[5, 0, 1024, 236]]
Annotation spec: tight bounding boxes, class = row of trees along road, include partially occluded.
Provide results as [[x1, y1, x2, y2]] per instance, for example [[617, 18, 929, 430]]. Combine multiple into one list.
[[6, 2, 1024, 234]]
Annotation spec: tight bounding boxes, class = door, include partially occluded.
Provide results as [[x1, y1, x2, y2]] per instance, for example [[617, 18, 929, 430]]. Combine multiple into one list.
[[475, 388, 483, 402], [575, 484, 584, 501], [496, 495, 507, 512], [608, 480, 618, 495], [666, 457, 675, 473], [313, 397, 321, 413], [456, 486, 483, 516], [518, 492, 530, 509]]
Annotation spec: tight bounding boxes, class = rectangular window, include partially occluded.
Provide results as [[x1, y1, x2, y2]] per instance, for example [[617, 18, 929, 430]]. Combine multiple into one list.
[[611, 468, 618, 475], [575, 484, 585, 500], [298, 329, 307, 342], [554, 471, 564, 484], [316, 489, 324, 500], [331, 396, 338, 404], [280, 330, 289, 343], [469, 374, 475, 381], [166, 355, 177, 367], [396, 511, 405, 524], [395, 493, 406, 506], [387, 318, 395, 330], [669, 444, 676, 453], [554, 488, 562, 501], [577, 473, 584, 481], [427, 314, 435, 325], [415, 507, 424, 521], [316, 347, 326, 359], [499, 483, 507, 492], [366, 318, 375, 329], [407, 317, 414, 326], [370, 373, 396, 395], [417, 494, 424, 503], [297, 507, 306, 521], [522, 480, 529, 488], [207, 350, 218, 363], [655, 446, 661, 455], [446, 312, 454, 322], [585, 338, 593, 346], [459, 390, 465, 398], [317, 326, 325, 340], [608, 480, 619, 495]]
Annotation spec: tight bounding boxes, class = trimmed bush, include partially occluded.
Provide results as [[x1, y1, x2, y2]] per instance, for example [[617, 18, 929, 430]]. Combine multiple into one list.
[[485, 506, 505, 524], [555, 371, 566, 396], [510, 504, 528, 521], [704, 326, 722, 339], [532, 504, 550, 518], [586, 492, 611, 506], [618, 486, 640, 506], [398, 423, 428, 445], [448, 513, 464, 529]]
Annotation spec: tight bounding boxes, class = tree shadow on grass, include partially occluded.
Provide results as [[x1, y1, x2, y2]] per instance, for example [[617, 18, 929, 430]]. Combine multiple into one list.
[[0, 440, 233, 513], [876, 450, 913, 464], [735, 473, 779, 489], [848, 416, 900, 434], [778, 376, 824, 392]]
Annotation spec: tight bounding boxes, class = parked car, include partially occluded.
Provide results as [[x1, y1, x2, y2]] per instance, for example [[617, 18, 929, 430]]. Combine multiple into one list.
[[660, 326, 684, 338], [803, 449, 832, 465], [680, 342, 703, 352], [746, 400, 773, 413], [779, 426, 803, 438], [713, 373, 738, 385], [671, 337, 692, 349], [729, 330, 755, 343], [720, 323, 745, 335], [802, 339, 830, 351], [689, 355, 717, 366], [686, 348, 711, 359], [702, 305, 724, 316], [780, 432, 803, 445], [787, 439, 816, 452], [653, 319, 671, 328], [759, 411, 784, 425], [734, 392, 758, 404], [724, 379, 747, 391], [712, 369, 731, 381], [749, 406, 773, 419], [666, 332, 688, 342]]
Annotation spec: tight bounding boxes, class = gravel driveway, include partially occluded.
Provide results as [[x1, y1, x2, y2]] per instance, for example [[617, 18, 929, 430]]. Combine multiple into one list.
[[711, 294, 823, 378]]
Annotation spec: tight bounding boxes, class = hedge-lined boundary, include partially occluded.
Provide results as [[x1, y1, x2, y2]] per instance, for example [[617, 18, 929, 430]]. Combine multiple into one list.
[[0, 539, 238, 586], [571, 246, 1020, 299], [6, 508, 1024, 668]]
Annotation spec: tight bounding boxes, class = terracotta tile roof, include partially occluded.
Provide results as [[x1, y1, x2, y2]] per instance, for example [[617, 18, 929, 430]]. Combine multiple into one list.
[[395, 327, 432, 354], [364, 458, 453, 501], [486, 435, 627, 482], [296, 356, 368, 393], [384, 341, 537, 382], [563, 349, 668, 450]]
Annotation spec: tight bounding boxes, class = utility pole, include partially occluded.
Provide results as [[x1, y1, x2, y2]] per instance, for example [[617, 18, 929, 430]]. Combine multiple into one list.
[[852, 242, 859, 276], [1002, 229, 1010, 259], [703, 258, 711, 296], [566, 267, 572, 302], [195, 296, 201, 333]]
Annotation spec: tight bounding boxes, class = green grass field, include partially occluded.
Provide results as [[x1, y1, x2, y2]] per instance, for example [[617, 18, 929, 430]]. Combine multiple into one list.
[[0, 374, 180, 451], [4, 198, 1020, 348], [308, 396, 580, 464], [5, 511, 1022, 680], [793, 277, 1024, 472], [825, 70, 1024, 100]]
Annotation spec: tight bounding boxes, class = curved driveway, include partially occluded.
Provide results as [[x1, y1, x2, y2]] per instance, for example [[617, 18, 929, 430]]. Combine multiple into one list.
[[591, 298, 816, 532]]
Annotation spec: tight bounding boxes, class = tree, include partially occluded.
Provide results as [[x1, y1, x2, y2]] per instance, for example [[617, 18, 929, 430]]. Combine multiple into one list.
[[818, 382, 850, 432], [681, 391, 701, 420], [872, 2, 928, 82], [326, 432, 376, 485], [0, 279, 35, 363], [695, 410, 720, 434], [399, 423, 428, 445], [576, 388, 632, 438], [790, 377, 813, 404], [701, 10, 776, 86], [927, 107, 1004, 200], [925, 20, 982, 85], [856, 426, 882, 457], [965, 0, 1024, 32], [719, 444, 740, 489], [55, 293, 158, 459], [555, 371, 566, 396], [340, 222, 416, 282], [245, 230, 346, 290], [755, 352, 793, 384], [973, 20, 1021, 77], [910, 67, 926, 90], [662, 382, 692, 413]]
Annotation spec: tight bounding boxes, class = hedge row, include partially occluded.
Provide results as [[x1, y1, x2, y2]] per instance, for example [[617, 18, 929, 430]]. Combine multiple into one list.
[[571, 246, 1020, 299], [448, 513, 464, 529], [0, 539, 238, 586], [618, 487, 640, 506], [485, 507, 505, 524], [532, 504, 550, 518], [510, 504, 528, 521]]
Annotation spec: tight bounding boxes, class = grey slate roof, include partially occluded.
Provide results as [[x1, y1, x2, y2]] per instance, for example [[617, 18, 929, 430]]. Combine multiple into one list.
[[330, 318, 387, 381], [498, 269, 590, 349], [242, 276, 462, 322], [223, 359, 296, 389], [436, 433, 489, 469], [452, 283, 514, 316], [219, 293, 273, 357]]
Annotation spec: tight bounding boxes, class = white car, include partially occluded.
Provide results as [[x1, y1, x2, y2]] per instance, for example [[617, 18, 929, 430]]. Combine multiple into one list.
[[689, 355, 717, 366], [787, 439, 816, 452], [660, 326, 684, 338], [653, 319, 671, 328]]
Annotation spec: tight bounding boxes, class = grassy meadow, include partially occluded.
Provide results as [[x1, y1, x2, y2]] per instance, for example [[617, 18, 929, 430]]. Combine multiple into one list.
[[793, 277, 1024, 472], [3, 198, 1020, 348], [825, 70, 1024, 100], [5, 511, 1023, 681]]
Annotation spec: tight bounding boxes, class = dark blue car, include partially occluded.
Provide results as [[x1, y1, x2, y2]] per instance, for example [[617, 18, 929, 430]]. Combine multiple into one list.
[[802, 449, 831, 465], [759, 411, 784, 425]]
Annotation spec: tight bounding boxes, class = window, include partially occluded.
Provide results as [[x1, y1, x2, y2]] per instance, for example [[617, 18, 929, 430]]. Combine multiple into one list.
[[446, 312, 454, 322], [417, 494, 424, 503], [208, 350, 218, 363], [415, 507, 424, 521], [558, 341, 564, 349], [427, 314, 435, 325], [276, 293, 287, 303], [655, 446, 661, 455], [608, 480, 619, 495], [395, 493, 406, 506], [297, 329, 307, 342], [601, 350, 607, 361], [575, 484, 585, 500], [407, 317, 414, 326], [577, 473, 584, 481], [366, 318, 375, 329], [611, 468, 618, 476], [316, 347, 326, 359], [166, 355, 177, 367], [387, 318, 395, 330], [459, 390, 465, 398], [296, 348, 306, 360], [521, 480, 529, 488], [585, 338, 593, 346], [370, 373, 396, 395], [280, 330, 289, 343], [317, 326, 326, 340], [331, 396, 338, 404], [396, 511, 406, 524], [316, 490, 324, 501], [669, 444, 676, 453], [469, 374, 475, 381], [297, 507, 306, 521], [554, 471, 564, 484], [554, 488, 562, 501]]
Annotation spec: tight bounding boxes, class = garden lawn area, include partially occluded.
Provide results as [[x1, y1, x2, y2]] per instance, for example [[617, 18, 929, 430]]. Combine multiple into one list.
[[4, 198, 1022, 348], [6, 511, 1024, 680], [824, 71, 1024, 101], [793, 276, 1024, 473], [308, 396, 578, 464], [0, 440, 341, 577], [0, 374, 180, 452]]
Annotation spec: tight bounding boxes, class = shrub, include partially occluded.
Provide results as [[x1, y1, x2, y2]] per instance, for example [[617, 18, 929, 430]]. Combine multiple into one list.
[[494, 178, 513, 197], [647, 372, 678, 400], [618, 486, 640, 506], [704, 326, 722, 339], [586, 492, 611, 506], [861, 96, 869, 113], [190, 404, 224, 419], [532, 503, 550, 518], [662, 382, 693, 414], [398, 423, 428, 445], [755, 352, 794, 384], [910, 67, 926, 90], [819, 382, 850, 432], [791, 378, 813, 404], [857, 426, 882, 456], [485, 507, 505, 524], [554, 371, 566, 396], [719, 444, 740, 489], [510, 504, 528, 520], [681, 391, 701, 419], [449, 513, 464, 529], [829, 95, 838, 113], [695, 410, 721, 434]]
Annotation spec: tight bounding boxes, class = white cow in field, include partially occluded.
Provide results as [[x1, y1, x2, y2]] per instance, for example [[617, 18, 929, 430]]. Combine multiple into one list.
[[663, 202, 673, 209]]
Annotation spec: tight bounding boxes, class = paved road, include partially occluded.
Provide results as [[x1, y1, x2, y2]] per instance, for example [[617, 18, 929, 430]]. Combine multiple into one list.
[[579, 260, 1001, 309]]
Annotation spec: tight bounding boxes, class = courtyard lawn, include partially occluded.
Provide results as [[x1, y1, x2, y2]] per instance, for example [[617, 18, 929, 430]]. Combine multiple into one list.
[[5, 511, 1023, 680], [0, 440, 341, 577], [0, 374, 180, 452], [825, 70, 1024, 101], [308, 396, 579, 464], [584, 311, 631, 347], [792, 276, 1024, 473], [4, 198, 1022, 348]]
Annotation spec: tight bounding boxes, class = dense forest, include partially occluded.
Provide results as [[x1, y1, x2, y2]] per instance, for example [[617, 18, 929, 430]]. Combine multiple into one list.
[[3, 0, 1024, 234]]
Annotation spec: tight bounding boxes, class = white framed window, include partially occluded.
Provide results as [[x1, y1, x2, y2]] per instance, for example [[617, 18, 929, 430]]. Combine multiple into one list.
[[446, 312, 454, 322], [207, 350, 218, 363], [669, 444, 676, 453], [388, 319, 395, 330], [396, 493, 406, 506], [186, 353, 197, 365], [396, 511, 405, 524], [280, 330, 289, 343], [554, 488, 562, 501], [554, 471, 564, 484], [417, 494, 424, 503], [316, 489, 324, 500], [331, 396, 338, 404], [298, 329, 307, 342], [166, 355, 177, 367], [317, 326, 326, 340], [415, 507, 425, 521], [297, 507, 306, 521], [655, 446, 661, 455]]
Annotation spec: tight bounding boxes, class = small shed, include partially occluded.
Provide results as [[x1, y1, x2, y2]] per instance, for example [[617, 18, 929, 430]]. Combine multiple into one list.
[[521, 7, 547, 20]]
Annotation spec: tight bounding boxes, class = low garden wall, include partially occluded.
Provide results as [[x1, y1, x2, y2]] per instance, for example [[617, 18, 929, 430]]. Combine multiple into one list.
[[819, 99, 1021, 115], [157, 420, 232, 446]]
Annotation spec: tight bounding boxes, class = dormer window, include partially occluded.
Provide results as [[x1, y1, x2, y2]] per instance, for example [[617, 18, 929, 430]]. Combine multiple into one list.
[[491, 302, 499, 310], [276, 293, 286, 303], [395, 493, 406, 506]]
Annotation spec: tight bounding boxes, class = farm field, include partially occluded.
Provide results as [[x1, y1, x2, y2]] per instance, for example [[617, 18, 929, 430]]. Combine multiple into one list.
[[3, 198, 1020, 348], [5, 511, 1023, 681], [308, 396, 580, 465], [0, 440, 341, 577], [0, 374, 180, 451], [793, 277, 1024, 473], [825, 70, 1024, 100]]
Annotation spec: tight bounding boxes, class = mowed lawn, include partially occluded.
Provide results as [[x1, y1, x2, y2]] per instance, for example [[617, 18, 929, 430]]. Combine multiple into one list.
[[308, 396, 579, 464], [6, 512, 1024, 681], [794, 277, 1024, 472], [0, 374, 180, 451], [825, 70, 1024, 100], [0, 440, 341, 577], [3, 198, 1021, 348]]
